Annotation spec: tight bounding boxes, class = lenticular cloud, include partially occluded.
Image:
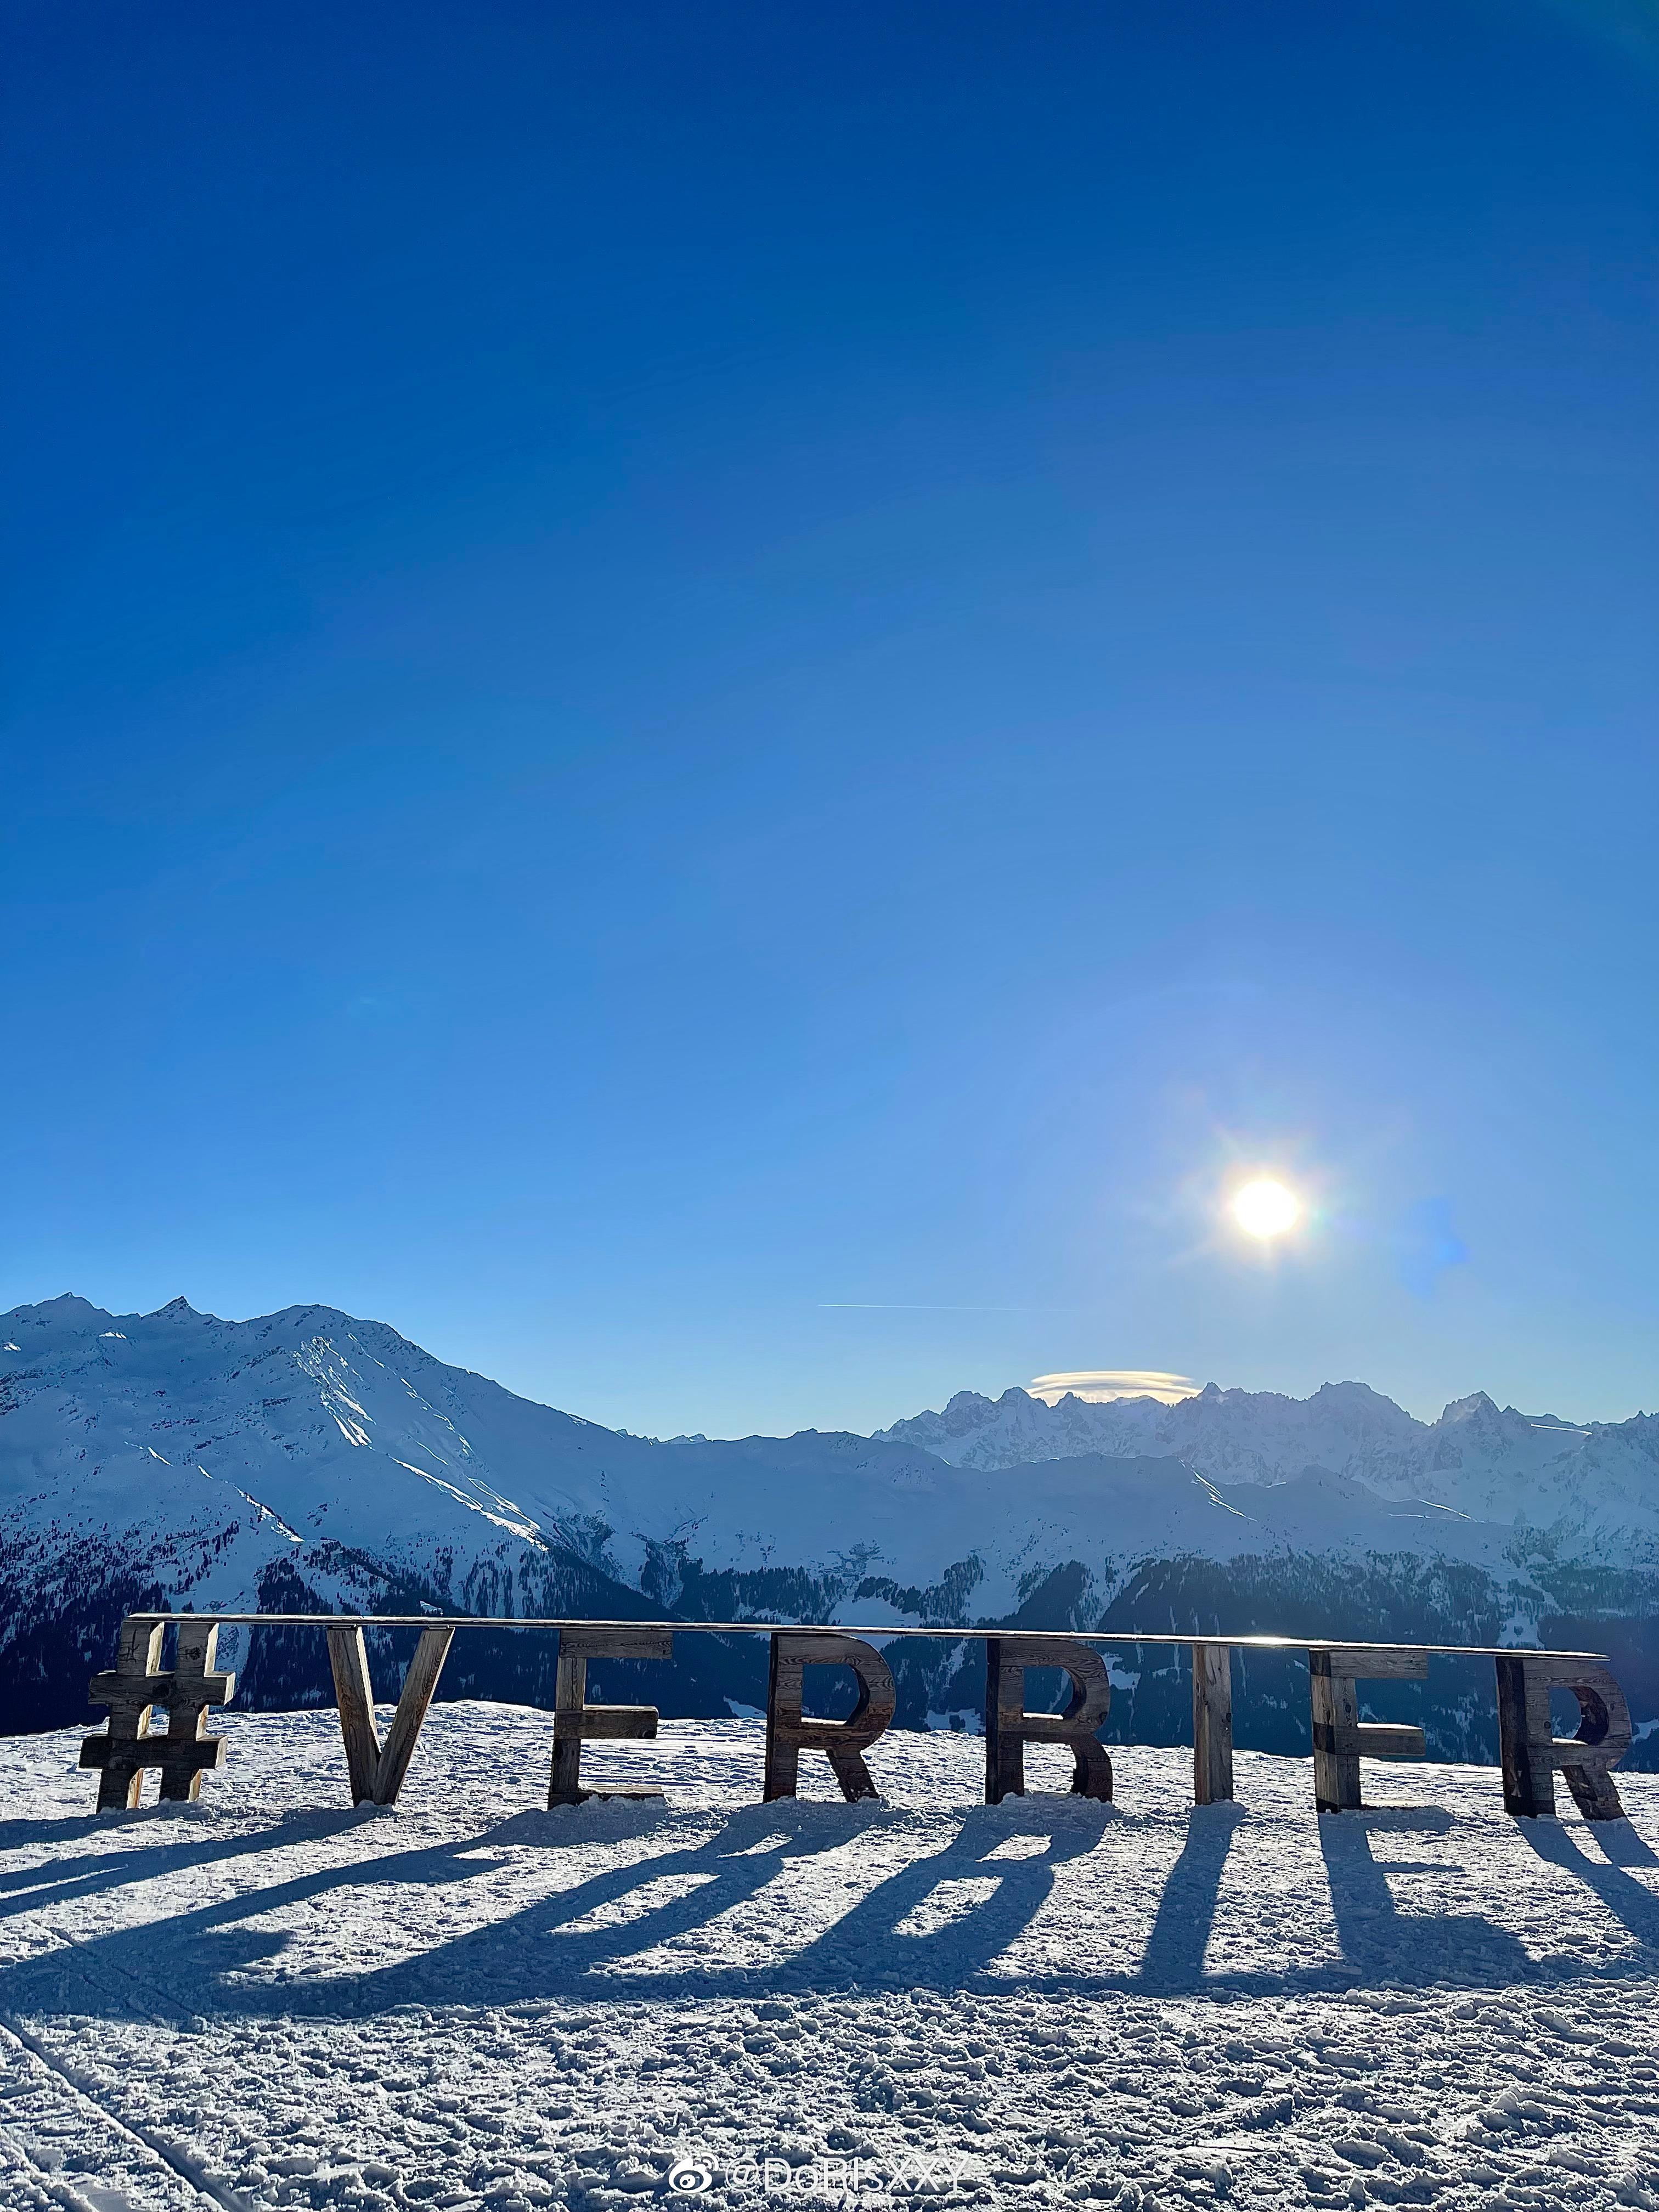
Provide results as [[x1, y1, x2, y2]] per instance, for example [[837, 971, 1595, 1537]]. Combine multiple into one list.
[[1025, 1369, 1199, 1405]]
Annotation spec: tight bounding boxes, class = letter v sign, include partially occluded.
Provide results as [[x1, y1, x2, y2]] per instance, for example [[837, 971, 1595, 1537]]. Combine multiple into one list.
[[325, 1624, 455, 1805]]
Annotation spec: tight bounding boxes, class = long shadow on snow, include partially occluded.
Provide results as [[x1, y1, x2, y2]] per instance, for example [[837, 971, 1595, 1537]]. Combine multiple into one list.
[[1317, 1807, 1537, 1987], [5, 1802, 1657, 2023], [0, 1804, 863, 2027], [1136, 1803, 1245, 1994], [766, 1804, 1108, 1993], [0, 1801, 1109, 2022], [0, 1807, 391, 1929], [1516, 1816, 1659, 1949]]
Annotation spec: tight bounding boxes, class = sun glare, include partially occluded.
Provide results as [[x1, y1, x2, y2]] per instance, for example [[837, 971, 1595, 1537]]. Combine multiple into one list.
[[1233, 1178, 1299, 1239]]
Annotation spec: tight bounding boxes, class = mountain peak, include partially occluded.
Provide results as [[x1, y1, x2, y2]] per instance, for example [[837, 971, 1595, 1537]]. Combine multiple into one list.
[[941, 1390, 995, 1417], [1439, 1391, 1502, 1424], [1310, 1380, 1402, 1409]]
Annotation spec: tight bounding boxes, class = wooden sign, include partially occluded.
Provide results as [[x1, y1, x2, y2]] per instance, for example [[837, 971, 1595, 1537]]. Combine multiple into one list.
[[1307, 1645, 1429, 1813], [1495, 1655, 1631, 1820], [550, 1626, 675, 1805], [325, 1624, 455, 1806], [764, 1633, 896, 1801], [79, 1611, 1635, 1825], [984, 1635, 1113, 1804], [82, 1617, 235, 1809], [1192, 1640, 1234, 1805]]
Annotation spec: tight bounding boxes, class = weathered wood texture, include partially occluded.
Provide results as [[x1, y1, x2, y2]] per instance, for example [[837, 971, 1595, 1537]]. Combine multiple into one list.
[[984, 1636, 1113, 1805], [325, 1624, 455, 1807], [377, 1628, 454, 1802], [549, 1626, 673, 1806], [1308, 1645, 1428, 1813], [1495, 1655, 1631, 1821], [1319, 1646, 1432, 1679], [82, 1616, 235, 1810], [83, 1613, 1641, 1826], [326, 1626, 381, 1804], [1192, 1640, 1234, 1805], [764, 1633, 896, 1803]]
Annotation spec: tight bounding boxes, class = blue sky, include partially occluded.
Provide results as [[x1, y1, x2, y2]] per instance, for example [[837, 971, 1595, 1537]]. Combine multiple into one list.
[[3, 2, 1655, 1435]]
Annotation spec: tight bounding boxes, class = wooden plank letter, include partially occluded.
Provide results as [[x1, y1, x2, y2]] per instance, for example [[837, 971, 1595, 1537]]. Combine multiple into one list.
[[325, 1623, 455, 1807], [984, 1635, 1112, 1805], [1495, 1655, 1632, 1822], [82, 1616, 235, 1811], [1192, 1641, 1234, 1805], [549, 1626, 674, 1807], [1308, 1645, 1429, 1813], [764, 1633, 896, 1803]]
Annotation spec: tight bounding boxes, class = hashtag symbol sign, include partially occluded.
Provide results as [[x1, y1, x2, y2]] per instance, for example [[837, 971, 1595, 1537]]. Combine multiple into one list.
[[81, 1614, 235, 1810]]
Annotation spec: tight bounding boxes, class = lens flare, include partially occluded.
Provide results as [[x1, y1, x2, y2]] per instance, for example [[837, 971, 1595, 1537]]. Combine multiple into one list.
[[1233, 1178, 1299, 1238]]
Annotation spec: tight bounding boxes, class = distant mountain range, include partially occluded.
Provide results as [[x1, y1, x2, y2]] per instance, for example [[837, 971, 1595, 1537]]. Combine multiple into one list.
[[4, 1294, 1655, 1766], [877, 1381, 1659, 1556]]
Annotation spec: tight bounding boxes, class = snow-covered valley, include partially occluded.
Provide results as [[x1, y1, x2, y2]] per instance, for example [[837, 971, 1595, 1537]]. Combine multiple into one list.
[[3, 1707, 1658, 2210], [3, 1296, 1655, 1763]]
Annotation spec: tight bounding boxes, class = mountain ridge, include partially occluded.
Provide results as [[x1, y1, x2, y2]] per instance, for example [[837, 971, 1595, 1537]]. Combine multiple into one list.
[[4, 1293, 1655, 1758], [876, 1378, 1657, 1549]]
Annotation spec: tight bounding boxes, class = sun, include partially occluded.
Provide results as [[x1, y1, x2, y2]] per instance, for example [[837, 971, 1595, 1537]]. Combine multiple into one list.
[[1233, 1178, 1299, 1239]]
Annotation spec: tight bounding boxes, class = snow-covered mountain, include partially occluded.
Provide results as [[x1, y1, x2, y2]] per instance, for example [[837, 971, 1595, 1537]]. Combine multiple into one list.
[[878, 1383, 1659, 1557], [3, 1294, 1655, 1757]]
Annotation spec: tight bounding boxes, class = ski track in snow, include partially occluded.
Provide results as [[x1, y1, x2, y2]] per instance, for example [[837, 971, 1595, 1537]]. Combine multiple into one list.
[[1, 1708, 1657, 2211]]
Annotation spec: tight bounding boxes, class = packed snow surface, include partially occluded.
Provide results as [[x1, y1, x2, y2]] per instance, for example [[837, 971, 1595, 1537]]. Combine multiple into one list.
[[3, 1708, 1658, 2210]]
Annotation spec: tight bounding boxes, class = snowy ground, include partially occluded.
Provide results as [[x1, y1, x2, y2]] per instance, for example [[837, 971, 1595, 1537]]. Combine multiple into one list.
[[2, 1707, 1657, 2212]]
